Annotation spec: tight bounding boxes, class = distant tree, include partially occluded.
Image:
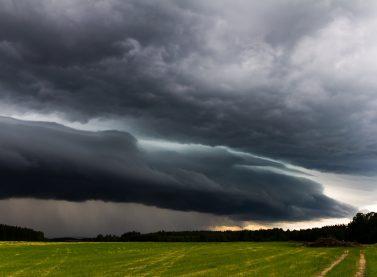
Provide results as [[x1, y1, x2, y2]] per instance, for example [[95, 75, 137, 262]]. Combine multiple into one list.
[[348, 212, 377, 243], [51, 212, 377, 244], [0, 224, 44, 241]]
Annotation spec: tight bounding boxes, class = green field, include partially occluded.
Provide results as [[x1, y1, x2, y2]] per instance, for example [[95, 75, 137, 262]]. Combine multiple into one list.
[[0, 241, 372, 276]]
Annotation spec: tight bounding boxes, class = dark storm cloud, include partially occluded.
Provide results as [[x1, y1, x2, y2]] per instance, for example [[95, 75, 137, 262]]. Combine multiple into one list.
[[1, 0, 377, 174], [0, 117, 354, 221]]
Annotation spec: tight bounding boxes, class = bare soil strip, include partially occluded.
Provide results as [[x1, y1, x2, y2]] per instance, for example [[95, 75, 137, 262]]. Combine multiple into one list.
[[355, 250, 366, 277], [318, 250, 349, 277]]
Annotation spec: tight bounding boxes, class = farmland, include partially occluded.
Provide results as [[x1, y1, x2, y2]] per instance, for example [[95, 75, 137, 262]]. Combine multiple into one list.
[[0, 242, 373, 276]]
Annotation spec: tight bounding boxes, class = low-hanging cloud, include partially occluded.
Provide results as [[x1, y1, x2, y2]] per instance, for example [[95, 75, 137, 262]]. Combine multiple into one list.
[[0, 116, 355, 221]]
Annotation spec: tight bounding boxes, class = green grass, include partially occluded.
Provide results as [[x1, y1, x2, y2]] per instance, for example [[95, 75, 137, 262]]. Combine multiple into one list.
[[365, 244, 377, 276], [326, 247, 359, 277], [0, 241, 369, 276]]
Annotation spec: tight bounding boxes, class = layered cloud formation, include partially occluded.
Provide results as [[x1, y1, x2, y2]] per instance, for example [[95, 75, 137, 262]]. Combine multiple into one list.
[[0, 117, 354, 221], [0, 0, 377, 229]]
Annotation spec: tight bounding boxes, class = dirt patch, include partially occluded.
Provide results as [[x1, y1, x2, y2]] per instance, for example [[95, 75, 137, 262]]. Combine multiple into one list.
[[355, 250, 366, 277]]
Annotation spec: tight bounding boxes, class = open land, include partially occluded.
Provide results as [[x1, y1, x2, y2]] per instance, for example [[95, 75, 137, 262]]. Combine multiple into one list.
[[0, 242, 373, 276]]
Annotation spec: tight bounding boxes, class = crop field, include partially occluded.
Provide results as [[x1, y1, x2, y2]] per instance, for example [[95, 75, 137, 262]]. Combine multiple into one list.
[[0, 241, 373, 276]]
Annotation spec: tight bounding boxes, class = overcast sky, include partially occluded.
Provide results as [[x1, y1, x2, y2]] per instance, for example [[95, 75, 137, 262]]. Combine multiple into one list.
[[1, 0, 377, 237]]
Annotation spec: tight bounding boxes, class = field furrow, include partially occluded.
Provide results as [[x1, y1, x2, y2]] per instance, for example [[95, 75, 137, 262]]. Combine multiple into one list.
[[0, 242, 373, 276]]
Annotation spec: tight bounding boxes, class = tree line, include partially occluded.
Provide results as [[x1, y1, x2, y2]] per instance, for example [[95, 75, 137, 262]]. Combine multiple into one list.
[[0, 224, 44, 241], [2, 212, 377, 243], [90, 212, 377, 244]]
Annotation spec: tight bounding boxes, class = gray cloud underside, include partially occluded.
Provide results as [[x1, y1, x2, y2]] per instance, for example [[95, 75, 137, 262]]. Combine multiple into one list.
[[1, 0, 377, 174], [0, 116, 354, 221]]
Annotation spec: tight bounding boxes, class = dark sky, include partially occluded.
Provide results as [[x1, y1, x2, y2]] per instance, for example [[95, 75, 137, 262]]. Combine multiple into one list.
[[0, 0, 377, 236]]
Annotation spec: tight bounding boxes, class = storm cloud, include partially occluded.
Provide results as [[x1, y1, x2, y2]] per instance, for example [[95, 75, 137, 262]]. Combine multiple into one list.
[[1, 0, 377, 174], [0, 116, 354, 221], [2, 0, 377, 233]]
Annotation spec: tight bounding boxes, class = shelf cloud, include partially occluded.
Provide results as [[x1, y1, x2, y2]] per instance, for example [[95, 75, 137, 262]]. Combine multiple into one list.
[[0, 117, 354, 221], [1, 0, 376, 232]]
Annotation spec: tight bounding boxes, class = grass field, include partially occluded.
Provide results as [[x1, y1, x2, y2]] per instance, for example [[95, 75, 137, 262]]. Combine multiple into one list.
[[0, 241, 372, 276]]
